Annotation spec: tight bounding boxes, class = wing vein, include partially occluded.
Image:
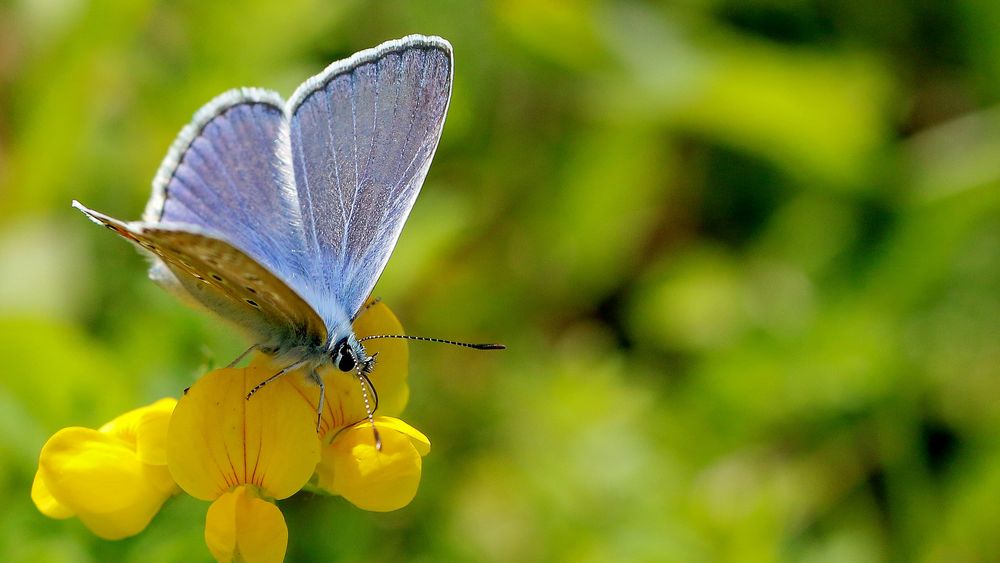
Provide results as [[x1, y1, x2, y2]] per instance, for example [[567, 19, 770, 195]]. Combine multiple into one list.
[[344, 73, 360, 276], [353, 60, 381, 256], [201, 129, 245, 221], [383, 52, 435, 216], [320, 90, 349, 297], [293, 121, 322, 266]]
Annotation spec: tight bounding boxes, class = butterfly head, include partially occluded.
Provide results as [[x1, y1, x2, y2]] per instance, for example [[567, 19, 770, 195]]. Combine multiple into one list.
[[331, 336, 373, 374]]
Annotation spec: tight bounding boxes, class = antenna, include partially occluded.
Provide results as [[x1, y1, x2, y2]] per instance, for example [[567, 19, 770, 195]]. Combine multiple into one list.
[[358, 334, 506, 350], [356, 366, 382, 451]]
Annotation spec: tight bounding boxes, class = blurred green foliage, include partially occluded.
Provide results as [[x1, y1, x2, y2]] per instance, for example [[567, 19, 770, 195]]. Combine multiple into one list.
[[1, 0, 999, 561]]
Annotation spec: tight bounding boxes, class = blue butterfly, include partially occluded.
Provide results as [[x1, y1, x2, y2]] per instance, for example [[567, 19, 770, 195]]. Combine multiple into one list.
[[73, 35, 501, 437]]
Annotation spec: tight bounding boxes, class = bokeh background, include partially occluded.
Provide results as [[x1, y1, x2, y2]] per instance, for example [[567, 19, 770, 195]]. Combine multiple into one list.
[[2, 0, 999, 561]]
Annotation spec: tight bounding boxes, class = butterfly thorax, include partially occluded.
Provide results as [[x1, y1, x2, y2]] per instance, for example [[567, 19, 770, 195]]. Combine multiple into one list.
[[264, 330, 371, 378]]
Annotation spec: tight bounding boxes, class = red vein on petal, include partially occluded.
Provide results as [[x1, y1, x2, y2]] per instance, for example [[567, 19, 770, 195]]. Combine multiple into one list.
[[242, 368, 248, 485], [224, 445, 238, 489], [195, 396, 235, 497], [324, 388, 337, 431], [250, 415, 263, 488], [289, 378, 330, 435], [289, 382, 317, 411], [222, 376, 240, 489]]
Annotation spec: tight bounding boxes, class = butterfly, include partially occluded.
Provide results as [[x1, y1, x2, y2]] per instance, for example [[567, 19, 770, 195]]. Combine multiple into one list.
[[73, 35, 501, 437]]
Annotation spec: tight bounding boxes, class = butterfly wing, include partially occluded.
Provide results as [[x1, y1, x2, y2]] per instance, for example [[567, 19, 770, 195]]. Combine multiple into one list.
[[74, 202, 327, 347], [145, 87, 314, 299], [93, 87, 326, 347], [286, 35, 453, 331]]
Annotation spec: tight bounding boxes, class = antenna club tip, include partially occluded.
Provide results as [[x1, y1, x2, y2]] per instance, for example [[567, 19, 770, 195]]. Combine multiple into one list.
[[478, 343, 506, 350]]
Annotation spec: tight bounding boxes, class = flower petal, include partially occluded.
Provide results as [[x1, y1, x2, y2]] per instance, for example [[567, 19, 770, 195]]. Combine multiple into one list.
[[31, 469, 74, 519], [205, 487, 238, 562], [37, 427, 176, 539], [73, 464, 176, 540], [317, 417, 428, 512], [353, 301, 410, 417], [134, 398, 176, 466], [168, 366, 320, 501], [40, 427, 147, 513], [99, 398, 177, 459], [373, 416, 431, 456], [206, 485, 287, 563]]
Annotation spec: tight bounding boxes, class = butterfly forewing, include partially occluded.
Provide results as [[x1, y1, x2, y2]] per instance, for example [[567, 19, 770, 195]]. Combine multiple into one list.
[[287, 36, 453, 327]]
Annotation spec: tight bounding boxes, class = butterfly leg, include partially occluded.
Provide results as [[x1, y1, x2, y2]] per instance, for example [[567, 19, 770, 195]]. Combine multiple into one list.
[[246, 359, 309, 400], [226, 344, 259, 368], [310, 368, 325, 433]]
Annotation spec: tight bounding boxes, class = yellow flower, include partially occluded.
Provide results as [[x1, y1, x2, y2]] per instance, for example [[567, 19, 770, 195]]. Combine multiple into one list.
[[315, 416, 430, 512], [31, 398, 179, 539], [168, 364, 320, 563], [289, 301, 432, 511], [204, 484, 288, 563], [33, 300, 431, 560]]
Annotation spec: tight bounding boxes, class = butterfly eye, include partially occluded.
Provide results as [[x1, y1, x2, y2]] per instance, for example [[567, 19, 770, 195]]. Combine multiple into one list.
[[332, 338, 357, 372], [337, 350, 356, 372]]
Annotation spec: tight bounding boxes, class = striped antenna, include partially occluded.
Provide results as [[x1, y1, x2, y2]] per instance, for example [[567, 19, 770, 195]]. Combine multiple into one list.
[[358, 334, 506, 350]]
